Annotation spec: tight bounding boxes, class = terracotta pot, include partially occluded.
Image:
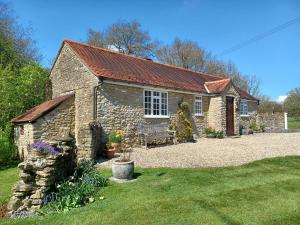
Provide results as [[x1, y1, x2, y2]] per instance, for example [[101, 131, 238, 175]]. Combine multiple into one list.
[[111, 143, 121, 152], [105, 148, 115, 159]]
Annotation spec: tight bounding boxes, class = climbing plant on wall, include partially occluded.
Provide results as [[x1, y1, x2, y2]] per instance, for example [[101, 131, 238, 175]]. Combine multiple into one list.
[[170, 100, 193, 142]]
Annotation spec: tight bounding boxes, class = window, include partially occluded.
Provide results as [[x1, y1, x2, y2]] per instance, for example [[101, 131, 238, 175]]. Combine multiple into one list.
[[194, 95, 203, 116], [144, 90, 168, 117], [240, 100, 248, 116], [20, 125, 24, 135]]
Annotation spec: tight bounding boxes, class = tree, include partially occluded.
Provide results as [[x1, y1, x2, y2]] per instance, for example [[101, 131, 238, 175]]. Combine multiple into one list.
[[283, 87, 300, 119], [86, 29, 106, 48], [0, 1, 40, 68], [87, 20, 158, 58], [156, 38, 205, 71], [0, 63, 49, 129]]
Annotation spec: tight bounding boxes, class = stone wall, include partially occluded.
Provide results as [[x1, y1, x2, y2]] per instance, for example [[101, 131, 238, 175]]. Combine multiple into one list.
[[7, 139, 75, 217], [14, 97, 75, 161], [34, 96, 75, 141], [14, 124, 34, 160], [207, 96, 223, 131], [240, 112, 285, 133], [50, 43, 98, 160], [96, 82, 210, 147], [257, 112, 285, 132]]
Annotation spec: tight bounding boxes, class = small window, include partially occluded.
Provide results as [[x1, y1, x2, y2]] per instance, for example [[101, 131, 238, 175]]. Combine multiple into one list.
[[240, 101, 248, 116], [144, 90, 168, 117], [20, 125, 24, 135], [194, 96, 203, 116]]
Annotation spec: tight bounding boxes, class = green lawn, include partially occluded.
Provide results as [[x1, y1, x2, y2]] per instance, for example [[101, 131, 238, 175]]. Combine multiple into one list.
[[0, 167, 18, 204], [1, 156, 300, 225], [288, 117, 300, 129]]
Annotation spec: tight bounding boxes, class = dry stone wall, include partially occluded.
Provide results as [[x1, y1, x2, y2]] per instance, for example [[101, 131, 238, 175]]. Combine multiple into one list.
[[7, 139, 75, 217], [240, 112, 285, 133]]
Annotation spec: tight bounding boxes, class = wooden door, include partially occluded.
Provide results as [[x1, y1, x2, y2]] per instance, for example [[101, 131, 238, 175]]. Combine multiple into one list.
[[226, 97, 234, 136]]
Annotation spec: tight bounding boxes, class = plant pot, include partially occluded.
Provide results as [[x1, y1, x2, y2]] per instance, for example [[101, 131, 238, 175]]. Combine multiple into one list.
[[111, 143, 121, 152], [112, 160, 134, 180], [105, 148, 115, 159]]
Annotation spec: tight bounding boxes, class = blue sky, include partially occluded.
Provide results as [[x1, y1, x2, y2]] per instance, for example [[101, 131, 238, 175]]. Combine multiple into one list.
[[7, 0, 300, 100]]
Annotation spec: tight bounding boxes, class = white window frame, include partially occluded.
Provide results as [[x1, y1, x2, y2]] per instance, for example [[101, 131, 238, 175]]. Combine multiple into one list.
[[143, 89, 169, 118], [194, 95, 203, 116], [240, 100, 249, 117]]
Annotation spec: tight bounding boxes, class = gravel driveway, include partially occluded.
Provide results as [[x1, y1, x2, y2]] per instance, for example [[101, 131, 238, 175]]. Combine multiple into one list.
[[97, 133, 300, 168]]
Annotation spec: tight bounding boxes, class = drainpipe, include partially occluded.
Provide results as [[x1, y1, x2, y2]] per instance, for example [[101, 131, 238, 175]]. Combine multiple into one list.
[[93, 77, 104, 120]]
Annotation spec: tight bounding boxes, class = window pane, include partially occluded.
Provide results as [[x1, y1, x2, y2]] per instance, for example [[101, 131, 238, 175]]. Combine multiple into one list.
[[195, 96, 202, 115], [144, 91, 152, 115]]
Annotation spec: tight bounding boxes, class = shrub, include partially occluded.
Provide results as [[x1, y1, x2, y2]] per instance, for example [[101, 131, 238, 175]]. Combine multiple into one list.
[[174, 101, 193, 142], [249, 122, 258, 131], [0, 125, 16, 162], [215, 131, 224, 139], [109, 130, 124, 143], [204, 127, 216, 135], [204, 127, 224, 138], [41, 160, 107, 213]]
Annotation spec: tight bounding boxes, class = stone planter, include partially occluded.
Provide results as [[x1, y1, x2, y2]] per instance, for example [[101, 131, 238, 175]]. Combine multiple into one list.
[[105, 148, 115, 159], [112, 160, 134, 180]]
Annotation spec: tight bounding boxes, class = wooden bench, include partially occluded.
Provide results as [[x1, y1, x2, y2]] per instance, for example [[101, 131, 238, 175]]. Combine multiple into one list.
[[137, 123, 177, 148]]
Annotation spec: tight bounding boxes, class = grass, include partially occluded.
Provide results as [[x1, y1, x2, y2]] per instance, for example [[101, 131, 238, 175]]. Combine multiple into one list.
[[0, 166, 18, 204], [1, 156, 300, 225], [288, 117, 300, 129]]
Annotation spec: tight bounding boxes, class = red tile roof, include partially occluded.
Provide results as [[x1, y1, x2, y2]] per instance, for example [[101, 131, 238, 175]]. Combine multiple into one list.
[[204, 78, 231, 94], [235, 87, 258, 101], [11, 94, 74, 124], [64, 39, 257, 100]]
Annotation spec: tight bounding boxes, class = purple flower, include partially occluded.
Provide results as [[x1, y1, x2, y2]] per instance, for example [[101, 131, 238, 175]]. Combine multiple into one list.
[[31, 140, 60, 155]]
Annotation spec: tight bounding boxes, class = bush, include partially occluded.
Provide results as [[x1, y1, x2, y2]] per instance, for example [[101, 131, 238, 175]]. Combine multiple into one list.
[[204, 127, 223, 138], [204, 127, 216, 135], [0, 125, 16, 162], [109, 130, 124, 143], [41, 160, 107, 213], [215, 131, 224, 139], [173, 101, 193, 142]]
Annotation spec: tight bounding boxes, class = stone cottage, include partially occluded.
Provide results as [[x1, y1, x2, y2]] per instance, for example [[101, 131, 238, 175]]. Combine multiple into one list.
[[12, 39, 258, 160]]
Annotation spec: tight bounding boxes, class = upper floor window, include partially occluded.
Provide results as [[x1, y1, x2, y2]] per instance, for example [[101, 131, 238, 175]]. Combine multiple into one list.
[[240, 100, 248, 116], [144, 90, 168, 117], [194, 95, 203, 116]]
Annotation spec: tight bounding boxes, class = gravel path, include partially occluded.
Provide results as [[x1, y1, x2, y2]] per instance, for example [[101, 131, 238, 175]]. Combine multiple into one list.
[[96, 133, 300, 168]]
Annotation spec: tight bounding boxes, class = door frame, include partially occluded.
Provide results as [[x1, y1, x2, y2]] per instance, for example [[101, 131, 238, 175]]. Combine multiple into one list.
[[226, 96, 235, 136]]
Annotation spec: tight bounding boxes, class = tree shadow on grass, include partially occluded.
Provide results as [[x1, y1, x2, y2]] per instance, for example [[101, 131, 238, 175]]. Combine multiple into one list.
[[0, 160, 19, 171]]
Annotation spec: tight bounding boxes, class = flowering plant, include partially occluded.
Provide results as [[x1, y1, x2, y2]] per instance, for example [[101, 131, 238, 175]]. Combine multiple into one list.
[[31, 140, 60, 155], [109, 130, 124, 143]]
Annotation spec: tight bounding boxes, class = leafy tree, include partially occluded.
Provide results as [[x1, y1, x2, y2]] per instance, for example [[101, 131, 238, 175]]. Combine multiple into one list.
[[258, 101, 283, 113], [87, 20, 158, 58], [156, 37, 261, 97], [0, 63, 49, 128], [0, 1, 40, 69], [283, 87, 300, 119], [156, 38, 205, 71]]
